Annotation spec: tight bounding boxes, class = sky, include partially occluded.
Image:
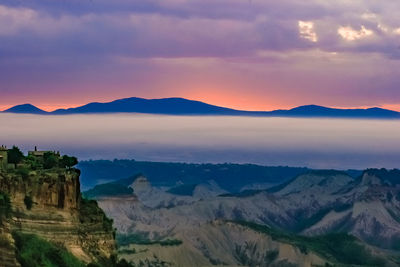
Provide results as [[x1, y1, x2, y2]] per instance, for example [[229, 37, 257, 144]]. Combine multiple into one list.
[[1, 0, 400, 111]]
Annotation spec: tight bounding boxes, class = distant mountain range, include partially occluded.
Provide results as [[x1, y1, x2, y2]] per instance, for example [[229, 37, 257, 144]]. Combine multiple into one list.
[[3, 97, 400, 119]]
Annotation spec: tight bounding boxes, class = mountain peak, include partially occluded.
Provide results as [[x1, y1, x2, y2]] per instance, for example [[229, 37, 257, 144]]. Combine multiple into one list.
[[274, 170, 353, 196], [3, 103, 47, 114], [290, 104, 328, 110], [360, 168, 400, 186]]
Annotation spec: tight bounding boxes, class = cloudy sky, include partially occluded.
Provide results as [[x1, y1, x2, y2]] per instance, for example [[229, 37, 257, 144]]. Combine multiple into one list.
[[1, 0, 400, 111]]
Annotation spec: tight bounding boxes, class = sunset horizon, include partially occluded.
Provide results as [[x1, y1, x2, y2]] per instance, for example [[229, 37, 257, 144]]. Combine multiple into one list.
[[2, 95, 400, 113]]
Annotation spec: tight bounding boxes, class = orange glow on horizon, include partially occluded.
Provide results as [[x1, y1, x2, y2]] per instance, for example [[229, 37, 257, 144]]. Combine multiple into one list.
[[1, 98, 400, 113], [380, 104, 400, 112], [183, 92, 279, 111]]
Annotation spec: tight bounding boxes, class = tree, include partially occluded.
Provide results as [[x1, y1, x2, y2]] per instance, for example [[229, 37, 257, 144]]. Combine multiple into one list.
[[60, 155, 78, 169], [43, 152, 58, 169], [7, 146, 24, 164]]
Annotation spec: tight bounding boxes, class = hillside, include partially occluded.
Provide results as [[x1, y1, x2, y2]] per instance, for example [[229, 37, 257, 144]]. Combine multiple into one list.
[[92, 168, 400, 266], [117, 221, 327, 267]]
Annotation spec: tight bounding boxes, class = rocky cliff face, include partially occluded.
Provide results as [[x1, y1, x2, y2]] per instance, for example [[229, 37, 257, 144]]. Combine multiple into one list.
[[0, 167, 116, 265]]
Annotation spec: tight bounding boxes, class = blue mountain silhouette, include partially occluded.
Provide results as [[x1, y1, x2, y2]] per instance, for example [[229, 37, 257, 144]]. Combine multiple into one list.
[[3, 104, 48, 114], [3, 97, 399, 119]]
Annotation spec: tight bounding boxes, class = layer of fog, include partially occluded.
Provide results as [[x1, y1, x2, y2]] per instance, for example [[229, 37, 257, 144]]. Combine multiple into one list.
[[0, 113, 399, 169]]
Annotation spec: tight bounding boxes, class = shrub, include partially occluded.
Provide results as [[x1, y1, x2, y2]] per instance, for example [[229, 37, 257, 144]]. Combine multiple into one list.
[[17, 168, 30, 181], [25, 155, 42, 170], [0, 192, 11, 223], [108, 254, 135, 267], [116, 233, 182, 247], [265, 250, 279, 262], [159, 239, 183, 246], [115, 259, 133, 267], [24, 195, 33, 210], [12, 231, 85, 267], [43, 152, 59, 169], [79, 197, 114, 232], [118, 248, 136, 255]]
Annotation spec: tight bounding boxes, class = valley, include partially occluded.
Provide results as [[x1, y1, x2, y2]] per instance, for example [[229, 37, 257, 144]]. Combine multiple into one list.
[[1, 148, 399, 266], [84, 161, 400, 266]]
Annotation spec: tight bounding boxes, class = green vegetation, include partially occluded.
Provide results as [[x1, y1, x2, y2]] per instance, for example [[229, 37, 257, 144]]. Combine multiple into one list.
[[2, 145, 79, 172], [25, 155, 43, 170], [219, 189, 264, 198], [265, 250, 279, 262], [83, 183, 133, 199], [60, 155, 78, 169], [79, 197, 114, 232], [24, 195, 33, 210], [167, 184, 197, 196], [7, 146, 24, 164], [131, 256, 172, 267], [17, 167, 30, 180], [293, 203, 352, 232], [118, 248, 137, 254], [113, 259, 134, 267], [43, 152, 78, 169], [0, 191, 11, 223], [12, 231, 85, 267], [113, 256, 171, 267], [43, 152, 59, 169], [234, 244, 278, 266], [157, 239, 183, 246], [87, 256, 135, 267], [116, 233, 182, 247], [233, 221, 386, 266]]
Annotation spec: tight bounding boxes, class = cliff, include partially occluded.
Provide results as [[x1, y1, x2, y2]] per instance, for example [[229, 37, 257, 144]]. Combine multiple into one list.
[[0, 166, 116, 266]]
